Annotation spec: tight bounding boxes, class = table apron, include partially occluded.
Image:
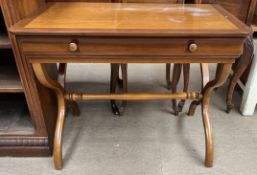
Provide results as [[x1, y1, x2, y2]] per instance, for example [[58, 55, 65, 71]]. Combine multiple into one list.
[[27, 56, 236, 64], [19, 36, 244, 64]]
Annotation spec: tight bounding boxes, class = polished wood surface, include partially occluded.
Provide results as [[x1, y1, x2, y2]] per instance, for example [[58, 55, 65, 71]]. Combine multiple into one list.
[[20, 37, 244, 59], [32, 63, 65, 170], [201, 63, 232, 166], [46, 0, 257, 26], [25, 3, 238, 31], [65, 92, 202, 101], [0, 0, 254, 167], [116, 0, 199, 116]]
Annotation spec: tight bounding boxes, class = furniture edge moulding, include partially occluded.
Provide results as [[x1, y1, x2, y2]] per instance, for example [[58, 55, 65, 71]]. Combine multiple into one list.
[[0, 135, 50, 156], [0, 136, 50, 156], [0, 0, 56, 156]]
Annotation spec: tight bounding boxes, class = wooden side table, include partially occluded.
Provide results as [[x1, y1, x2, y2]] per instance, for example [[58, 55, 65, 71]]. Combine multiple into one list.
[[5, 2, 250, 170]]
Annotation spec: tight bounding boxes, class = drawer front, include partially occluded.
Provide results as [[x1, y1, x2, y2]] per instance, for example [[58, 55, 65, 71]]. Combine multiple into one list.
[[20, 37, 243, 58]]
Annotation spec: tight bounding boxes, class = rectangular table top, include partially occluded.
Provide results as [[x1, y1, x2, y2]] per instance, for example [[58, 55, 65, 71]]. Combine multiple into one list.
[[11, 3, 250, 37]]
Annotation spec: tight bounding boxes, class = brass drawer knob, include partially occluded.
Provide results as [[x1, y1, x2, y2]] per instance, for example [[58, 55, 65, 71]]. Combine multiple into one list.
[[69, 42, 78, 52], [188, 43, 198, 53]]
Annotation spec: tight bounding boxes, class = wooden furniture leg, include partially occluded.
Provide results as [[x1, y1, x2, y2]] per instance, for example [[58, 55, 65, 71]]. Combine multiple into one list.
[[226, 36, 254, 113], [58, 63, 80, 116], [166, 63, 190, 114], [117, 64, 125, 88], [178, 63, 190, 112], [171, 64, 182, 115], [165, 0, 202, 115], [32, 63, 66, 170], [110, 64, 119, 115], [110, 64, 128, 115], [241, 39, 257, 115], [201, 63, 232, 167], [188, 63, 209, 116], [121, 64, 128, 92], [166, 63, 172, 89]]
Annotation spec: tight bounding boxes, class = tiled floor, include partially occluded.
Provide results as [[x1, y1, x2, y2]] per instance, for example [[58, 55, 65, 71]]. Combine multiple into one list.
[[0, 64, 256, 175]]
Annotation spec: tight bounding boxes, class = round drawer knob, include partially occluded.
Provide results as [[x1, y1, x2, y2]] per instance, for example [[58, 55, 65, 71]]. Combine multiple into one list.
[[188, 43, 198, 53], [69, 42, 78, 52]]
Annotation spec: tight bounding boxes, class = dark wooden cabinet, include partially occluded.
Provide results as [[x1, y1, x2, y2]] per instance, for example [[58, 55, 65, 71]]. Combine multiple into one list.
[[0, 8, 31, 138], [0, 1, 54, 156]]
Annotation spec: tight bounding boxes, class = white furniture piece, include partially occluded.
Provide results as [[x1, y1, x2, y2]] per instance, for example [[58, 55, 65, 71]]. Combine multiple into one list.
[[241, 39, 257, 116]]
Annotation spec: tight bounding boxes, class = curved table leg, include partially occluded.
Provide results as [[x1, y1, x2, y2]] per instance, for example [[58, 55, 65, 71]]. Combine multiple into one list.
[[188, 63, 209, 116], [166, 63, 171, 89], [66, 101, 80, 116], [58, 63, 80, 117], [202, 63, 232, 167], [171, 64, 182, 115], [119, 64, 128, 113], [226, 36, 254, 113], [110, 64, 120, 115], [32, 63, 66, 170], [167, 63, 191, 114], [110, 64, 128, 115], [178, 63, 190, 112], [114, 64, 126, 89], [188, 100, 201, 116]]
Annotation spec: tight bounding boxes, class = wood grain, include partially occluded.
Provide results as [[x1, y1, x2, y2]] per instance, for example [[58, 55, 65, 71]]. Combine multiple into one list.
[[0, 0, 53, 156], [6, 1, 251, 170], [65, 92, 203, 101], [210, 0, 255, 24], [25, 3, 238, 30], [20, 37, 244, 58]]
